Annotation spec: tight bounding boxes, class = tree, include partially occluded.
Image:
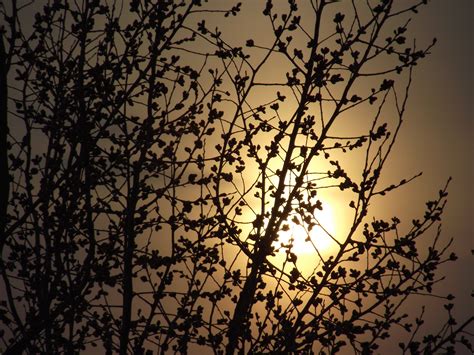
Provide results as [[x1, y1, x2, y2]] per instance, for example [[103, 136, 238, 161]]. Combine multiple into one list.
[[0, 0, 472, 353]]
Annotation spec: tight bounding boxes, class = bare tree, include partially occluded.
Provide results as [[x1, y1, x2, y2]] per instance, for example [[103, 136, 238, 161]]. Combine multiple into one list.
[[0, 0, 472, 354]]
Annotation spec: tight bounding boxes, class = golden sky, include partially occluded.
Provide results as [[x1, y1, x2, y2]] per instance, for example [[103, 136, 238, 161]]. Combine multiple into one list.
[[209, 0, 473, 284], [187, 2, 474, 350]]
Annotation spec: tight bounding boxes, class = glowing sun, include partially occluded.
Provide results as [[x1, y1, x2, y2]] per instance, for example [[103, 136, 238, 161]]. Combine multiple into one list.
[[275, 202, 337, 255]]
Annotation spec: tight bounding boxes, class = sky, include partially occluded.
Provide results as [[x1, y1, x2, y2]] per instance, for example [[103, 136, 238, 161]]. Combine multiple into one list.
[[402, 0, 473, 312], [181, 0, 474, 350], [374, 0, 474, 348], [214, 0, 474, 315]]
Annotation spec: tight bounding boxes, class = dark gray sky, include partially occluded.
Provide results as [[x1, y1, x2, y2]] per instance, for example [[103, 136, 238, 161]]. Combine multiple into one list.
[[382, 0, 473, 346], [407, 0, 473, 307]]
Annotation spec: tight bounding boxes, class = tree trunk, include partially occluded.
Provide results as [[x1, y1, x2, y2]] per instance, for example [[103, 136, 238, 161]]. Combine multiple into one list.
[[0, 24, 9, 248]]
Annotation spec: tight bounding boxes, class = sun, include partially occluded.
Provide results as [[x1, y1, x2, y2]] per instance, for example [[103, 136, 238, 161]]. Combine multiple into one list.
[[275, 202, 337, 255]]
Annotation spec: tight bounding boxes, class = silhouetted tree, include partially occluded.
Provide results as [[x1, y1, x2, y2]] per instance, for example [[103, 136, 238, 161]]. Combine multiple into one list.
[[0, 0, 472, 354]]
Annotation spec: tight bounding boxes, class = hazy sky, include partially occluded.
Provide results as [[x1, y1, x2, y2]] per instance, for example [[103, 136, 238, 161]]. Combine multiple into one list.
[[199, 0, 474, 347], [319, 0, 474, 345], [403, 0, 473, 303], [217, 0, 474, 309], [383, 0, 473, 343]]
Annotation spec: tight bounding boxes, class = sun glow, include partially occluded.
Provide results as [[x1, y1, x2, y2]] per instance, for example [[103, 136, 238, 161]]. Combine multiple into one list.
[[275, 203, 337, 255]]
